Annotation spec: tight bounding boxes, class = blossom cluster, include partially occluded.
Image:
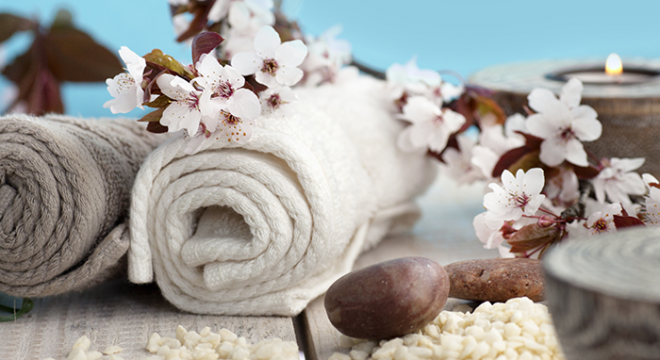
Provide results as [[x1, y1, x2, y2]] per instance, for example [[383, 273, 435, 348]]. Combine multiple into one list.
[[404, 76, 657, 258], [385, 58, 466, 154], [104, 0, 352, 153]]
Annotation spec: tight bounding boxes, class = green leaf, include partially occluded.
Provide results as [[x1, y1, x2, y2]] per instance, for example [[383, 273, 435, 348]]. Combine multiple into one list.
[[143, 49, 193, 79], [0, 13, 34, 44], [143, 95, 171, 108], [45, 27, 123, 82], [138, 107, 165, 122], [0, 298, 34, 322], [50, 8, 74, 29]]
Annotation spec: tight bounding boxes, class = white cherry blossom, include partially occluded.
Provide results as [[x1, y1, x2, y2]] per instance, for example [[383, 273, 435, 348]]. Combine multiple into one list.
[[525, 78, 602, 167], [259, 86, 296, 115], [586, 203, 622, 236], [103, 46, 146, 114], [231, 26, 308, 87], [470, 118, 525, 180], [220, 0, 275, 58], [157, 74, 211, 135], [483, 168, 546, 224], [544, 166, 580, 208], [474, 212, 507, 249], [386, 57, 462, 105], [642, 173, 660, 226], [386, 57, 440, 100], [592, 157, 646, 211], [194, 54, 261, 129], [209, 0, 273, 23], [397, 96, 465, 153], [440, 134, 484, 185], [300, 26, 351, 86]]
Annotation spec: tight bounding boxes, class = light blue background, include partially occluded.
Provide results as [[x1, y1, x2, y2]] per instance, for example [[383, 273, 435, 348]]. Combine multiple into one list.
[[1, 0, 658, 118]]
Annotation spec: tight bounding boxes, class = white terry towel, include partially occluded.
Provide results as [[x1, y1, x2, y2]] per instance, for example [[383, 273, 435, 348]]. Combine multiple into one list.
[[128, 74, 437, 316]]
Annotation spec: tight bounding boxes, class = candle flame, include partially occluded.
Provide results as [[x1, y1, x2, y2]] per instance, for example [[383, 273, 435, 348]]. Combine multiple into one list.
[[606, 53, 623, 75]]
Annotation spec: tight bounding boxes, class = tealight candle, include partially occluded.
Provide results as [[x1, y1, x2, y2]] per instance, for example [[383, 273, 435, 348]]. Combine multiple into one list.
[[545, 54, 660, 85]]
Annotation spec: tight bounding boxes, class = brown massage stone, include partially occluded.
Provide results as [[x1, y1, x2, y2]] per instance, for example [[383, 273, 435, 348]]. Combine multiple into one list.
[[324, 257, 450, 339], [446, 258, 544, 302]]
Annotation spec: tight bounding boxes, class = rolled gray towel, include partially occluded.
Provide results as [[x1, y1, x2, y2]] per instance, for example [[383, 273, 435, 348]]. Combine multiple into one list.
[[0, 114, 161, 297]]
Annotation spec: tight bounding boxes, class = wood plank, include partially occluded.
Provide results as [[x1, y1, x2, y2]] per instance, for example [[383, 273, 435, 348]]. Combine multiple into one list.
[[301, 176, 498, 360], [0, 279, 296, 360]]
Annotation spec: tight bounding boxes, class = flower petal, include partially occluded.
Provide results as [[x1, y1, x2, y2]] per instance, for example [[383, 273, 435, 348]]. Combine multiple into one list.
[[528, 88, 572, 122], [275, 40, 308, 67], [539, 137, 567, 167], [157, 74, 195, 100], [427, 127, 450, 152], [118, 46, 145, 82], [180, 110, 202, 135], [525, 114, 558, 139], [400, 96, 440, 124], [255, 69, 278, 87], [563, 138, 588, 167], [442, 109, 466, 133], [275, 66, 303, 86], [571, 105, 597, 121], [231, 52, 262, 76], [408, 121, 435, 149], [161, 102, 191, 130], [572, 117, 602, 142], [560, 78, 583, 109], [254, 26, 281, 58], [523, 168, 545, 195], [196, 53, 225, 87], [228, 88, 261, 120], [223, 65, 246, 88]]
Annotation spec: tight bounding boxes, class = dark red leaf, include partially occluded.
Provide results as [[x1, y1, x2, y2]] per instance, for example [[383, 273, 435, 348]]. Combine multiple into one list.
[[146, 121, 169, 134], [176, 0, 215, 42], [138, 108, 166, 122], [517, 131, 544, 149], [507, 224, 561, 255], [2, 42, 36, 85], [572, 164, 601, 180], [613, 215, 645, 229], [650, 183, 660, 189], [507, 150, 542, 175], [0, 13, 34, 44], [192, 32, 223, 65], [492, 146, 531, 178], [45, 27, 123, 82]]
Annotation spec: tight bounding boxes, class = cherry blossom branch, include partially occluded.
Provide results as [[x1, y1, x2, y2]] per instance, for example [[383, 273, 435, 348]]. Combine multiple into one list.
[[349, 59, 386, 80]]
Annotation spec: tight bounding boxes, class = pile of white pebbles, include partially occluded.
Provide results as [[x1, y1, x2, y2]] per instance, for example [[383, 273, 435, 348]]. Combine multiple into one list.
[[43, 325, 299, 360], [330, 297, 565, 360]]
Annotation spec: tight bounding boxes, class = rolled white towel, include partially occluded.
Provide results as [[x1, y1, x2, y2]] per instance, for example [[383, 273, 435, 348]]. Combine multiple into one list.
[[127, 74, 437, 316]]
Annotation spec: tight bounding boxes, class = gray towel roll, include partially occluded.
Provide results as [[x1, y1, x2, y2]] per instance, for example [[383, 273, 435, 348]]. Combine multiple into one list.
[[0, 114, 161, 297]]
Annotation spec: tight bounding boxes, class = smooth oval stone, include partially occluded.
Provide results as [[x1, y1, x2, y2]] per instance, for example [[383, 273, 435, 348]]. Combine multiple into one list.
[[324, 257, 450, 339]]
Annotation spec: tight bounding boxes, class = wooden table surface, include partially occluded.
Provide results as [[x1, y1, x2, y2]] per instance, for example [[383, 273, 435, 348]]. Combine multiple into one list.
[[0, 175, 495, 360]]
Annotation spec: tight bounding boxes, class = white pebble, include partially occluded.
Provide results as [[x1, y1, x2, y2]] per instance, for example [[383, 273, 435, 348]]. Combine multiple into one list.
[[103, 345, 123, 355], [85, 351, 102, 360]]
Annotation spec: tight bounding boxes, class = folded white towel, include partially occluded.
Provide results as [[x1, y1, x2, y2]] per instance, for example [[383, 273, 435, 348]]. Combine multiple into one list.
[[127, 74, 437, 316]]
